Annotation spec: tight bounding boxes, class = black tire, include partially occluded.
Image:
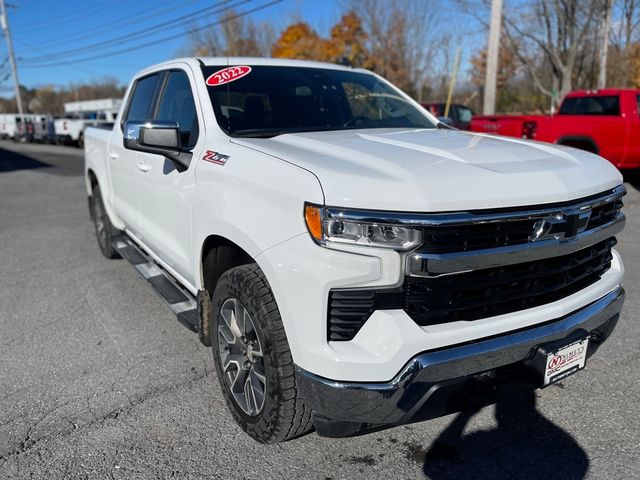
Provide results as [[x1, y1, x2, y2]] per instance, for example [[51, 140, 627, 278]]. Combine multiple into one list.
[[91, 185, 119, 259], [77, 133, 84, 149], [210, 264, 313, 443]]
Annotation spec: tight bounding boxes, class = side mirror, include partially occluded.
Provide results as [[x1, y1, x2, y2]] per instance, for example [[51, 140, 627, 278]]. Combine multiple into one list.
[[123, 121, 191, 170]]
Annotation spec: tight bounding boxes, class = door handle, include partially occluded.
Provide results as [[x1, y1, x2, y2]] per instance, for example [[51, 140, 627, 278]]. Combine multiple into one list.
[[137, 161, 150, 172], [108, 152, 119, 160]]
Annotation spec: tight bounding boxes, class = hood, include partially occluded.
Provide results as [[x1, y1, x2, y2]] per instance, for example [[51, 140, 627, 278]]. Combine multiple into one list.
[[232, 128, 623, 212]]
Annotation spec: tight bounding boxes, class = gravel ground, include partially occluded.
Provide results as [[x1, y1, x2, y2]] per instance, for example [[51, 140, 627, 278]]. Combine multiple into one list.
[[0, 141, 638, 479]]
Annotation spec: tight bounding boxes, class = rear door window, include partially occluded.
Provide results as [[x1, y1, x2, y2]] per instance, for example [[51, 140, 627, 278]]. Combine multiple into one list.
[[559, 96, 620, 116], [124, 73, 162, 123]]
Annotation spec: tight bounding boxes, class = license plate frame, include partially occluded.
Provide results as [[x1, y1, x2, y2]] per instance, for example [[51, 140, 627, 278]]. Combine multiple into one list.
[[542, 337, 589, 387]]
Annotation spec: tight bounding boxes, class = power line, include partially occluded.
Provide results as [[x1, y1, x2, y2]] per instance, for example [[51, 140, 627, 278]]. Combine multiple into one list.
[[21, 1, 281, 69], [30, 0, 202, 51], [22, 0, 240, 64], [14, 37, 95, 75], [13, 0, 127, 34]]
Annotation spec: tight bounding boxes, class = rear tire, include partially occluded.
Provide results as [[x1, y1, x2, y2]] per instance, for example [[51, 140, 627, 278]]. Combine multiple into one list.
[[91, 185, 119, 259], [210, 264, 314, 443]]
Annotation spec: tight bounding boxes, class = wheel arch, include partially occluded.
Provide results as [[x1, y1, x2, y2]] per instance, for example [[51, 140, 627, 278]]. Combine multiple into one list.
[[200, 235, 256, 295]]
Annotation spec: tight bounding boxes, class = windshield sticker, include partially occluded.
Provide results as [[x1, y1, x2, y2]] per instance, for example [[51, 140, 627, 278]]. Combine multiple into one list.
[[202, 150, 229, 165], [206, 66, 251, 86]]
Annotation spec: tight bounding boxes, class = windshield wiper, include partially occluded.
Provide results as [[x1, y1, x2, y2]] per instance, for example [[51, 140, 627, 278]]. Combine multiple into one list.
[[230, 126, 334, 138]]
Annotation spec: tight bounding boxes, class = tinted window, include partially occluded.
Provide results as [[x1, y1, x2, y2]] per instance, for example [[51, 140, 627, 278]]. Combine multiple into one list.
[[203, 65, 436, 137], [155, 70, 199, 148], [454, 106, 473, 123], [125, 73, 161, 123], [559, 95, 620, 116]]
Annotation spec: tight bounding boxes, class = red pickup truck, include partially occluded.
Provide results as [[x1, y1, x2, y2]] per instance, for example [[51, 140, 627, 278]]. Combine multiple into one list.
[[470, 89, 640, 170]]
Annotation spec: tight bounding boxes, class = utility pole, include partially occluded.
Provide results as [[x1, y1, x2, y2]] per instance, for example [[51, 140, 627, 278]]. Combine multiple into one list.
[[597, 0, 612, 89], [0, 0, 24, 116], [444, 47, 461, 119], [483, 0, 503, 115]]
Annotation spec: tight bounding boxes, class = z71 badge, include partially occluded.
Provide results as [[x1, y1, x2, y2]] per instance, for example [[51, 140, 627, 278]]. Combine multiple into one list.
[[202, 150, 230, 166]]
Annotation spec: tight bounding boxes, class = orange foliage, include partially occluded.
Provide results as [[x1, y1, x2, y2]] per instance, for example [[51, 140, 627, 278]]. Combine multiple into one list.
[[325, 12, 370, 66], [271, 12, 372, 67], [271, 22, 327, 60]]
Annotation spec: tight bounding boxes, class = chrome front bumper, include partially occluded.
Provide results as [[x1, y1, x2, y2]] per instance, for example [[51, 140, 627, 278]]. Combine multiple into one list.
[[297, 286, 625, 437]]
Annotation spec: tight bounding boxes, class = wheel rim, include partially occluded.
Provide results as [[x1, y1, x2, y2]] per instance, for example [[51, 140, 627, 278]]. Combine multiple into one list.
[[217, 298, 266, 416], [93, 196, 108, 249]]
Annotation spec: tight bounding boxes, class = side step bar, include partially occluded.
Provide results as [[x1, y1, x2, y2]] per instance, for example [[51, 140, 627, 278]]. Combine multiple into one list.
[[113, 235, 200, 333]]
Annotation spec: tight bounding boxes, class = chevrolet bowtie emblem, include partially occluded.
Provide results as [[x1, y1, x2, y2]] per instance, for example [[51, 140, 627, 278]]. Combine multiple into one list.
[[529, 210, 592, 242]]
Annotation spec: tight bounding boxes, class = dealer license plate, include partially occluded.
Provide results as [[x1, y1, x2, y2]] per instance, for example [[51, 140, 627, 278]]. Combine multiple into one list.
[[543, 337, 589, 386]]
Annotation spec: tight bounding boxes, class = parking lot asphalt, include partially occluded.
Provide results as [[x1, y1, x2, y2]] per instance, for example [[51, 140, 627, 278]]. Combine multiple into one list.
[[0, 141, 639, 480]]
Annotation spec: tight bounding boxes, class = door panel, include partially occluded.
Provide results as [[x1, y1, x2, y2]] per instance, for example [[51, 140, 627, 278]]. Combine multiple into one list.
[[110, 73, 162, 232], [136, 69, 203, 282]]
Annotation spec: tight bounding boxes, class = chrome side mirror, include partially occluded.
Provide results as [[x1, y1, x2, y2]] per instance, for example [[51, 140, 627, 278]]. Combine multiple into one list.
[[124, 121, 191, 170]]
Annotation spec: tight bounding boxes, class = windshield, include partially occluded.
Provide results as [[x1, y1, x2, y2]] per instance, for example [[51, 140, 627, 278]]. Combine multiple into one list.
[[202, 65, 436, 138]]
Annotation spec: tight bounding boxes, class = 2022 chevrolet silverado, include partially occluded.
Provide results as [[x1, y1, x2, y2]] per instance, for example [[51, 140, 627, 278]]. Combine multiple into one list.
[[85, 57, 626, 443]]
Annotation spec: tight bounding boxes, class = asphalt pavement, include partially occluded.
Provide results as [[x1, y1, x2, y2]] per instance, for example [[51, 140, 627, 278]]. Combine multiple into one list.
[[0, 141, 639, 479]]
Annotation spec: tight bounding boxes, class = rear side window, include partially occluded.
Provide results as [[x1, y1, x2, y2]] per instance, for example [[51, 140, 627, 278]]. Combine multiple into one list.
[[454, 106, 473, 123], [559, 95, 620, 116], [155, 70, 199, 148], [125, 73, 161, 123]]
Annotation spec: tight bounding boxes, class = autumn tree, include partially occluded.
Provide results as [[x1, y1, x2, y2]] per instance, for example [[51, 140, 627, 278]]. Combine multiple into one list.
[[324, 12, 371, 67], [271, 22, 327, 60]]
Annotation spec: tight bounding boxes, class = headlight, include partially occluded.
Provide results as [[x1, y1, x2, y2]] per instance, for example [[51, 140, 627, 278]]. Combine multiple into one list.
[[304, 203, 422, 251]]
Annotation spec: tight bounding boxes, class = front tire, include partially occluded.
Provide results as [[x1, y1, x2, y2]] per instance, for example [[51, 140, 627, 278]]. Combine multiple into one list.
[[91, 185, 119, 259], [210, 264, 313, 443]]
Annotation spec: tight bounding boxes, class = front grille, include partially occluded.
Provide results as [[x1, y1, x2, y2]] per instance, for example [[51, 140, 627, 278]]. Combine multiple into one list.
[[417, 191, 623, 255], [328, 238, 615, 340], [404, 238, 615, 326], [327, 187, 624, 341], [421, 219, 536, 253], [588, 198, 624, 230]]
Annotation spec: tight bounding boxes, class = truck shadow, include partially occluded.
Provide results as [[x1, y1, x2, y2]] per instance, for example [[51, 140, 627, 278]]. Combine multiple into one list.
[[0, 144, 51, 173], [420, 385, 588, 479]]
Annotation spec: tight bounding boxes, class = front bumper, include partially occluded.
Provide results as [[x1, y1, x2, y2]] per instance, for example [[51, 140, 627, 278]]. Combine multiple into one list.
[[297, 286, 624, 437]]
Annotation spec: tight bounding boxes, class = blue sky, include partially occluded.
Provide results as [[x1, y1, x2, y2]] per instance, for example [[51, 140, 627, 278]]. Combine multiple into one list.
[[2, 0, 480, 96]]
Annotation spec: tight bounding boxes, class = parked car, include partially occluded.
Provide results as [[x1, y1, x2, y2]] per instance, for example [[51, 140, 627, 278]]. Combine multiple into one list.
[[422, 102, 474, 130], [471, 89, 640, 170], [85, 58, 626, 443]]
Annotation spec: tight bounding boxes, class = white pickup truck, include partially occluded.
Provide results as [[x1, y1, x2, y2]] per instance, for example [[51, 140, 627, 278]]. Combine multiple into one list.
[[85, 57, 626, 443], [55, 110, 118, 147]]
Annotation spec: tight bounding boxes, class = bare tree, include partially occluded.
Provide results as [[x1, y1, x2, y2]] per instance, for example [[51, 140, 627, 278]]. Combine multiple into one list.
[[184, 9, 275, 57], [347, 0, 447, 97], [501, 0, 602, 104], [612, 0, 640, 47]]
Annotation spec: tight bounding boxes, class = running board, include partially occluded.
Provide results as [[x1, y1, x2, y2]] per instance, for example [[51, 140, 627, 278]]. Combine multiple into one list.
[[113, 235, 199, 333]]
